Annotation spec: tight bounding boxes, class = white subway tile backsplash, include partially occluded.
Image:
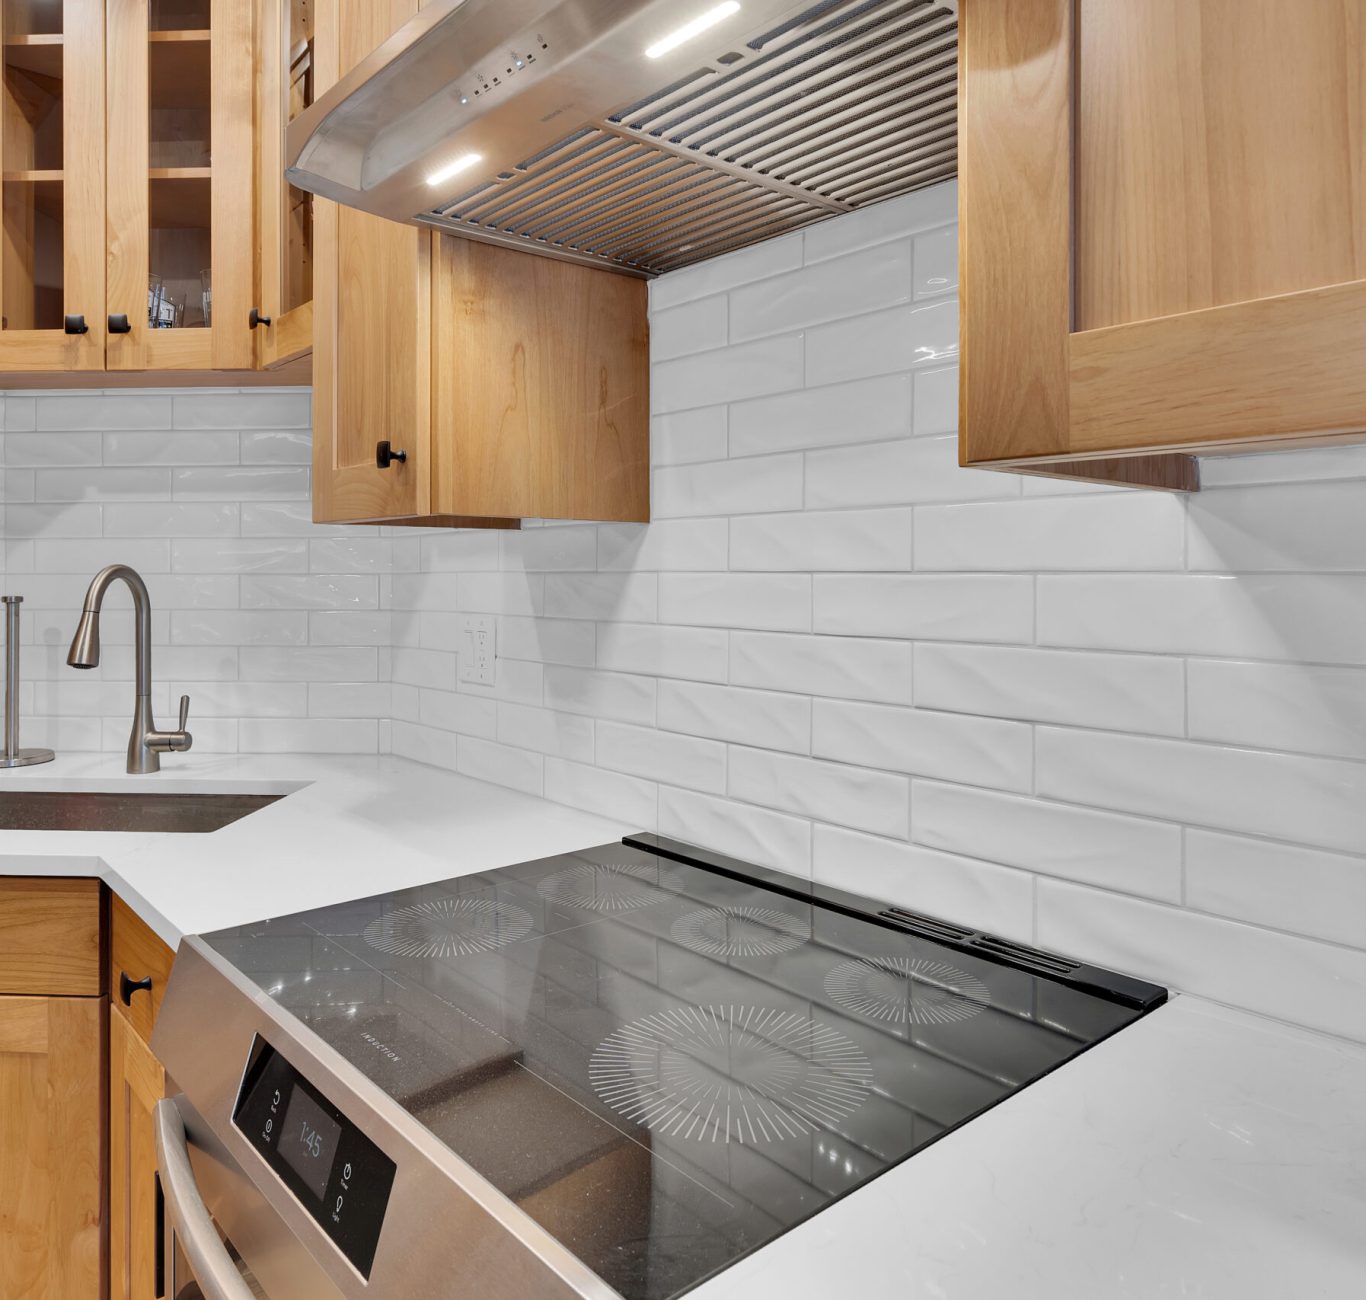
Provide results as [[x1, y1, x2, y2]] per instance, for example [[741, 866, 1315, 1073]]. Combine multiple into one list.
[[596, 719, 727, 793], [812, 574, 1033, 642], [37, 467, 171, 501], [653, 336, 805, 414], [545, 759, 658, 825], [730, 508, 913, 571], [174, 538, 308, 573], [6, 432, 102, 465], [544, 665, 656, 724], [730, 241, 912, 342], [657, 680, 810, 753], [457, 736, 544, 796], [598, 519, 728, 572], [805, 434, 1017, 509], [913, 781, 1183, 901], [650, 406, 728, 466], [653, 454, 804, 518], [38, 394, 172, 430], [730, 748, 908, 837], [1188, 480, 1366, 572], [806, 299, 958, 386], [913, 225, 957, 299], [173, 390, 309, 429], [729, 375, 912, 456], [497, 702, 595, 761], [917, 494, 1185, 572], [1187, 659, 1366, 760], [912, 365, 958, 434], [104, 431, 238, 465], [650, 233, 803, 310], [651, 294, 728, 360], [812, 699, 1033, 792], [1039, 574, 1366, 664], [597, 623, 729, 682], [243, 575, 378, 611], [658, 573, 811, 631], [241, 429, 311, 464], [105, 502, 238, 537], [1037, 728, 1366, 856], [732, 631, 912, 704], [915, 643, 1186, 735], [543, 572, 657, 621], [174, 466, 309, 500], [659, 787, 812, 874], [1185, 830, 1366, 948]]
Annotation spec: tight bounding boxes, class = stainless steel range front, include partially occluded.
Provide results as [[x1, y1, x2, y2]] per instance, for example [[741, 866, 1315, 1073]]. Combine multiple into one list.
[[152, 834, 1166, 1300]]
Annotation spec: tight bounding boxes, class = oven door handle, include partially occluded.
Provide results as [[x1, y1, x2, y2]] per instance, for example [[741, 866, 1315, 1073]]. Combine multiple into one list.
[[154, 1099, 261, 1300]]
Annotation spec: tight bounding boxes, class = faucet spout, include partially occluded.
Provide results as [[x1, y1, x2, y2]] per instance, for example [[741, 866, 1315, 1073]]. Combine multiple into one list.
[[67, 565, 190, 773]]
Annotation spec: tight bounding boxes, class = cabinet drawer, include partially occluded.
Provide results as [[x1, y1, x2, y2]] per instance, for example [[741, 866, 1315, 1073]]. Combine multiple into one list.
[[111, 894, 176, 1044], [0, 878, 102, 996]]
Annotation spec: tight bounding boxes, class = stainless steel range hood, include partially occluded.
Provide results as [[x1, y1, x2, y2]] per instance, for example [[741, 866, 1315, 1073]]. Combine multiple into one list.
[[286, 0, 958, 278]]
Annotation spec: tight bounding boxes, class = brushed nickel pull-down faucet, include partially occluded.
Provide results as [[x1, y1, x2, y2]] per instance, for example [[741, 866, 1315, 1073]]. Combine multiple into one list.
[[68, 564, 192, 774]]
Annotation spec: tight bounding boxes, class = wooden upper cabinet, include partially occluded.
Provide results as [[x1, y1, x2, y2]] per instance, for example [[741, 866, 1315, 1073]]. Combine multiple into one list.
[[105, 0, 254, 372], [254, 0, 314, 369], [0, 0, 105, 369], [959, 0, 1366, 490], [310, 0, 650, 527]]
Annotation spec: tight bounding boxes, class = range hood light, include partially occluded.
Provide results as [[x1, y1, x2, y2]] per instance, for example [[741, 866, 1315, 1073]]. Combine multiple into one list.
[[644, 1, 741, 59], [425, 152, 483, 187]]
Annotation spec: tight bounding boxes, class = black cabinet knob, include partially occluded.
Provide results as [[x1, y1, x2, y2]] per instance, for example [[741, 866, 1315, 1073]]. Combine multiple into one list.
[[64, 314, 88, 335], [376, 440, 408, 469], [119, 971, 153, 1005], [108, 313, 132, 334], [249, 307, 272, 329]]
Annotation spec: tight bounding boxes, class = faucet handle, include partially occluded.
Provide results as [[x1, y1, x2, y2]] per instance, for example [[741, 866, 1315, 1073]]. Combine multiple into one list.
[[177, 694, 190, 731]]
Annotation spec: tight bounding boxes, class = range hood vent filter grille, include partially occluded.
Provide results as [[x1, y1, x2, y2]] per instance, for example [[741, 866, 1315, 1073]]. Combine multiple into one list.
[[427, 0, 958, 276]]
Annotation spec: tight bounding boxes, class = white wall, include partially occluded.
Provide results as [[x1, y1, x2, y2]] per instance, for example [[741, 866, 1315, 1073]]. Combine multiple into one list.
[[0, 388, 389, 756], [388, 182, 1366, 1045]]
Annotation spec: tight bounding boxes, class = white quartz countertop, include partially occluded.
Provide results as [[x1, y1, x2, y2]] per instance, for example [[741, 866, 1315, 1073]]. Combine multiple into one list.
[[0, 751, 635, 945], [2, 751, 1362, 1298]]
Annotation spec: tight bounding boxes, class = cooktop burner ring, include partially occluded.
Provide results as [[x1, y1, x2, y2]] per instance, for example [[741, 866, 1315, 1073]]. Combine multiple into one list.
[[670, 904, 810, 958], [537, 857, 667, 913], [824, 955, 992, 1026], [361, 897, 535, 960], [589, 1004, 874, 1145]]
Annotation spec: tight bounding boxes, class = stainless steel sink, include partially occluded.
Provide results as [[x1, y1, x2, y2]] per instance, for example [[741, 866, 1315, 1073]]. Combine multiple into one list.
[[0, 791, 283, 833]]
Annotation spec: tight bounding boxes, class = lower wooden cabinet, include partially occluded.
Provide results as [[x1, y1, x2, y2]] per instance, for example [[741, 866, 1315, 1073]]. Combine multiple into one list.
[[0, 994, 104, 1300], [110, 1004, 167, 1300]]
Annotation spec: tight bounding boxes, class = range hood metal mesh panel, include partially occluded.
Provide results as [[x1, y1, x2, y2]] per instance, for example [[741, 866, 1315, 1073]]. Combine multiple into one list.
[[427, 0, 957, 276]]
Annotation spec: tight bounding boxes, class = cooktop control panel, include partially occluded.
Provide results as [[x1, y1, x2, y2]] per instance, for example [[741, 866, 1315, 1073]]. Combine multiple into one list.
[[233, 1037, 396, 1278]]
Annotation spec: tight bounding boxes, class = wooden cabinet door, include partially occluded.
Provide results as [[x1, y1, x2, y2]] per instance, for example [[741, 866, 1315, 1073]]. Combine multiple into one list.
[[254, 0, 314, 369], [105, 0, 254, 371], [0, 0, 105, 371], [431, 236, 650, 523], [959, 0, 1366, 488], [312, 0, 431, 522], [0, 994, 103, 1300], [109, 1005, 165, 1300]]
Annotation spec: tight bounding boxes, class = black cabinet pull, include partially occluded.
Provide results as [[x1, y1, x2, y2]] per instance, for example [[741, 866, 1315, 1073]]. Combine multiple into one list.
[[119, 971, 153, 1005], [64, 314, 88, 335], [376, 440, 407, 469], [108, 313, 132, 334], [249, 307, 272, 329]]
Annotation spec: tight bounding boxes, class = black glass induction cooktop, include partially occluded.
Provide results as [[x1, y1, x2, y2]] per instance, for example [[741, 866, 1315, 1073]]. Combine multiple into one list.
[[204, 833, 1166, 1300]]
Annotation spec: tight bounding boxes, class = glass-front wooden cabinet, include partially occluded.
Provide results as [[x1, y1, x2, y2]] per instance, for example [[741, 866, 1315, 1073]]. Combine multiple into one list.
[[254, 0, 314, 367], [105, 0, 253, 370], [0, 0, 104, 369]]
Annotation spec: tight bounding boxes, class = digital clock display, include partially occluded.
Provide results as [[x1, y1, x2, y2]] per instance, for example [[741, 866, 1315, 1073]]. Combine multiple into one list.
[[278, 1084, 341, 1199]]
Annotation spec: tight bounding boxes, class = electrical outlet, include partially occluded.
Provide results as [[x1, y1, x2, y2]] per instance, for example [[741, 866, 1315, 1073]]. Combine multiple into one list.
[[459, 615, 496, 685]]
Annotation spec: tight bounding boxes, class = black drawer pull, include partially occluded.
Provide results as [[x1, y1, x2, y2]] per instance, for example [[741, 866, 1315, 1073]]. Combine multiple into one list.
[[376, 440, 407, 469], [120, 971, 153, 1004], [108, 313, 132, 334], [64, 314, 88, 335]]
